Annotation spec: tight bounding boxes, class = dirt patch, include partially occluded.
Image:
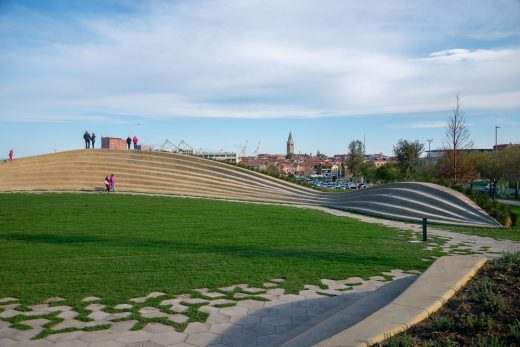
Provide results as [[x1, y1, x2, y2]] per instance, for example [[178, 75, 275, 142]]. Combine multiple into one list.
[[380, 252, 520, 346]]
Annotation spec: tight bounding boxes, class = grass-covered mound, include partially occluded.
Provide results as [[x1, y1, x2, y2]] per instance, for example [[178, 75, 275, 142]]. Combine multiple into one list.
[[383, 252, 520, 347], [0, 193, 437, 306]]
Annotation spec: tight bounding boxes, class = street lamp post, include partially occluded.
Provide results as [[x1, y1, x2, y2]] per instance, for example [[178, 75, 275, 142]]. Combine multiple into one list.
[[427, 139, 433, 165], [493, 126, 501, 200]]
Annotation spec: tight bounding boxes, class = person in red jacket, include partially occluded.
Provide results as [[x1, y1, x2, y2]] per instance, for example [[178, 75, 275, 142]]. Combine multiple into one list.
[[104, 176, 111, 193], [8, 149, 13, 161], [132, 136, 138, 150]]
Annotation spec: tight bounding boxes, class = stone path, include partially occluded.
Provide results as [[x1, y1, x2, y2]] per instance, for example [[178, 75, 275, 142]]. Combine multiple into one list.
[[0, 272, 416, 347], [497, 199, 520, 207], [1, 204, 519, 347], [309, 206, 520, 259]]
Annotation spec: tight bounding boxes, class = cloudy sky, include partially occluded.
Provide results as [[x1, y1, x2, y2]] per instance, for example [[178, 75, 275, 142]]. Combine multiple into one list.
[[0, 0, 519, 157]]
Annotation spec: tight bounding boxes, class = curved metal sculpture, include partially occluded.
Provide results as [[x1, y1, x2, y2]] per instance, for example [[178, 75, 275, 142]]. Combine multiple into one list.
[[0, 149, 500, 227]]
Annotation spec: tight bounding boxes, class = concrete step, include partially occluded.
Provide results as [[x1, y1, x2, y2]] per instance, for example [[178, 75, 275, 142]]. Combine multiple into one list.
[[0, 149, 501, 227]]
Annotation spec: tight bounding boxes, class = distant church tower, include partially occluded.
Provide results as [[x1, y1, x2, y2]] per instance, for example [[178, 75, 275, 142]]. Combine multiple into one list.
[[286, 132, 294, 159]]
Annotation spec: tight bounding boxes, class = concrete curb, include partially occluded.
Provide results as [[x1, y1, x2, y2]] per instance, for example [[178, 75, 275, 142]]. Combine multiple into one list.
[[314, 255, 487, 347]]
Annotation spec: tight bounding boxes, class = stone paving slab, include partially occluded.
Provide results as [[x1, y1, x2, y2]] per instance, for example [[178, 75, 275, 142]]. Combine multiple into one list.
[[57, 310, 78, 319], [0, 298, 18, 304], [82, 297, 101, 303], [114, 304, 133, 310], [47, 306, 72, 313], [86, 304, 106, 311], [0, 310, 22, 319], [146, 292, 166, 299], [44, 297, 65, 304]]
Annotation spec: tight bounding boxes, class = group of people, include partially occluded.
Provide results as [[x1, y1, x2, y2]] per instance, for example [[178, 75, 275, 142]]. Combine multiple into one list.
[[83, 131, 96, 149], [82, 132, 140, 150], [127, 136, 139, 149], [104, 174, 116, 193]]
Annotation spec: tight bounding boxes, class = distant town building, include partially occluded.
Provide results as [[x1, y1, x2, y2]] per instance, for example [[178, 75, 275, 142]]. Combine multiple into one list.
[[137, 144, 155, 151], [426, 148, 493, 159], [286, 132, 294, 158], [493, 143, 520, 151], [199, 152, 239, 164], [101, 137, 127, 150], [365, 152, 395, 167]]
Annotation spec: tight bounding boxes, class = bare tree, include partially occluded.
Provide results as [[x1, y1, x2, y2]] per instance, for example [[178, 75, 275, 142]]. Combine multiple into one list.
[[444, 94, 473, 183]]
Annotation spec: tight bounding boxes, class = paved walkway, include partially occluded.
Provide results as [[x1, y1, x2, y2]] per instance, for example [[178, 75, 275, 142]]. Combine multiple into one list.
[[310, 206, 520, 259], [1, 203, 519, 347], [497, 199, 520, 207], [0, 271, 417, 347]]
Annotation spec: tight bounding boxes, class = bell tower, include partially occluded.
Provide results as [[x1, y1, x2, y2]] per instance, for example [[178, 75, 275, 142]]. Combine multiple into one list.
[[286, 132, 294, 159]]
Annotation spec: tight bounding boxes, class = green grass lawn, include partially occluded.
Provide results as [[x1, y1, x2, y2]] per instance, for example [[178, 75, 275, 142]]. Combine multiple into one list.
[[434, 206, 520, 242], [0, 193, 439, 306]]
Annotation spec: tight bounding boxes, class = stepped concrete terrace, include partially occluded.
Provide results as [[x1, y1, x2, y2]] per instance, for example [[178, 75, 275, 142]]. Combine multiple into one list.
[[0, 149, 500, 228]]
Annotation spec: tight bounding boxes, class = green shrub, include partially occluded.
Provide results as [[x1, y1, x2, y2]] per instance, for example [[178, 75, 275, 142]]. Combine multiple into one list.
[[471, 278, 505, 314], [439, 337, 457, 347], [462, 189, 513, 226], [431, 180, 514, 226], [385, 333, 417, 347], [510, 320, 520, 343], [471, 335, 506, 347], [430, 315, 455, 331], [465, 313, 493, 331], [500, 251, 520, 267]]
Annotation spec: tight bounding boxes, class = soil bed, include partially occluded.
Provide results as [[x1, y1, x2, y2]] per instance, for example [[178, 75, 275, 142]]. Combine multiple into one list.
[[381, 252, 520, 347]]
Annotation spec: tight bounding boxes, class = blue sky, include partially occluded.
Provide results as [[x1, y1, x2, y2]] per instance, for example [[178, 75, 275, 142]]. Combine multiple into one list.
[[0, 0, 519, 158]]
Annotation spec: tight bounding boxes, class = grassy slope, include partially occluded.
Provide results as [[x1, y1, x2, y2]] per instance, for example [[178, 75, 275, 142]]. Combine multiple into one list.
[[435, 206, 520, 242], [0, 193, 436, 306]]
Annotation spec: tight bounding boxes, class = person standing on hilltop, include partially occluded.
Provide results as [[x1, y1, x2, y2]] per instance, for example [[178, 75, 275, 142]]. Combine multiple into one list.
[[126, 136, 132, 150], [83, 131, 91, 149], [91, 133, 96, 149], [133, 136, 138, 150], [8, 149, 13, 161]]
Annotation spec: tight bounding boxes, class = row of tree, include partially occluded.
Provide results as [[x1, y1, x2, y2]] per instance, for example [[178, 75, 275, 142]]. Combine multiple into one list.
[[346, 95, 520, 199]]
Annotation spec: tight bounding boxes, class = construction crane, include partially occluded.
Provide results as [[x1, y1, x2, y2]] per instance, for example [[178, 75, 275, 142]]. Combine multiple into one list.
[[177, 140, 196, 155], [240, 140, 248, 158], [252, 141, 261, 157], [160, 139, 178, 152]]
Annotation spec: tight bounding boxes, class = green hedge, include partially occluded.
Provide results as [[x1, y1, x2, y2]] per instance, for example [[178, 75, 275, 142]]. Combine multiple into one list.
[[455, 187, 513, 227], [466, 190, 513, 227]]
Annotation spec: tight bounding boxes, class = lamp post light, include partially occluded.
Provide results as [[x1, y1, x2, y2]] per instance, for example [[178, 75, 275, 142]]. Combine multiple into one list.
[[493, 126, 501, 200], [427, 139, 433, 165], [495, 126, 500, 152]]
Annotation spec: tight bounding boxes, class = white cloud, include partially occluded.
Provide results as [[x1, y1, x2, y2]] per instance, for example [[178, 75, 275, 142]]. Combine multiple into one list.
[[0, 0, 519, 122], [408, 121, 447, 129]]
